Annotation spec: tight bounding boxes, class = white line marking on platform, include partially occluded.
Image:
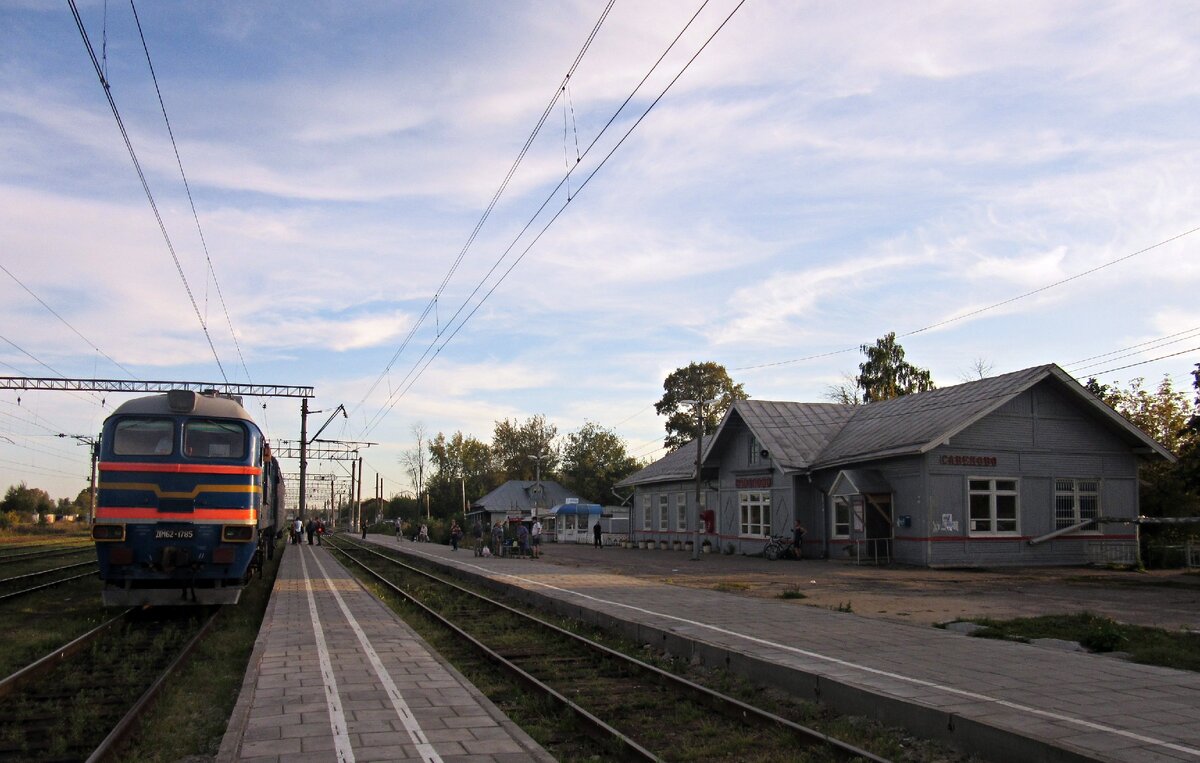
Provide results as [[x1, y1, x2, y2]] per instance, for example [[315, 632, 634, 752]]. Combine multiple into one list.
[[407, 545, 1200, 759], [299, 546, 355, 763], [310, 549, 443, 763]]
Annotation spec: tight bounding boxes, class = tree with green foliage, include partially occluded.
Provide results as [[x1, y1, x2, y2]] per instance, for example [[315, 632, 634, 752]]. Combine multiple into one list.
[[427, 431, 494, 518], [1087, 371, 1199, 548], [1178, 364, 1200, 494], [559, 422, 642, 504], [0, 483, 54, 516], [491, 415, 558, 481], [856, 332, 934, 403], [655, 361, 748, 450]]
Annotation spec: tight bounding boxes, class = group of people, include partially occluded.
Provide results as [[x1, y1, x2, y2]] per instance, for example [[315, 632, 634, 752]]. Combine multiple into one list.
[[290, 517, 326, 546], [471, 518, 541, 558]]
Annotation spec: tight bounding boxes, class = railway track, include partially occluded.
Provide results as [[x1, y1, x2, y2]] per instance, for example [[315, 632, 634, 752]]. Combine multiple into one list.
[[0, 558, 97, 604], [0, 545, 93, 565], [329, 535, 889, 762], [0, 606, 218, 762]]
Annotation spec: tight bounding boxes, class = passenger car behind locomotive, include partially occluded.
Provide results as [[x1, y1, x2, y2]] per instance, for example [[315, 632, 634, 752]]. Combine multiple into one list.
[[91, 389, 284, 605]]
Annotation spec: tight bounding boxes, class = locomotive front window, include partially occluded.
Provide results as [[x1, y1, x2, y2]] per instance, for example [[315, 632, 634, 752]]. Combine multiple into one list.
[[113, 419, 175, 456], [184, 420, 247, 459]]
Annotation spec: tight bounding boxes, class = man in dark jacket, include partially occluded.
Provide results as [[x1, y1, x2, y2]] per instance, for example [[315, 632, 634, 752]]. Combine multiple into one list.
[[306, 519, 315, 545]]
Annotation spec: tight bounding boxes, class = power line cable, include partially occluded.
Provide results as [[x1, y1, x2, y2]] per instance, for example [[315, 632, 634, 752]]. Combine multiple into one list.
[[0, 262, 139, 379], [67, 0, 228, 383], [733, 225, 1200, 372], [128, 0, 252, 385], [362, 0, 740, 435], [1066, 327, 1200, 375], [352, 1, 617, 419]]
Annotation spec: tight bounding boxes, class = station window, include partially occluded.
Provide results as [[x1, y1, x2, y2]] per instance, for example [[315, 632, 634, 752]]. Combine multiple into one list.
[[832, 496, 850, 538], [658, 494, 669, 531], [968, 478, 1019, 535], [641, 495, 652, 531], [113, 418, 175, 456], [675, 494, 687, 531], [739, 490, 771, 537], [1055, 479, 1100, 530]]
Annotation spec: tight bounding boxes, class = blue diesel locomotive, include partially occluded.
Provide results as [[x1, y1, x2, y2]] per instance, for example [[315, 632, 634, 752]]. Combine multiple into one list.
[[91, 389, 285, 605]]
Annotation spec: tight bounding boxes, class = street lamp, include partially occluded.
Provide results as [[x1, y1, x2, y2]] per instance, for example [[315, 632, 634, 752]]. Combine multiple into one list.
[[527, 452, 548, 517], [677, 399, 710, 561]]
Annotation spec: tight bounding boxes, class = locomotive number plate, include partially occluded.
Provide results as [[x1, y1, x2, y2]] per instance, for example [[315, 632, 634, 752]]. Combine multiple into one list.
[[155, 528, 195, 540]]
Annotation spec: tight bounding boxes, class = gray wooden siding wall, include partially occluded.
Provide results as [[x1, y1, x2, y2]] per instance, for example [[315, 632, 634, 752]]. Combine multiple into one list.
[[925, 382, 1139, 567]]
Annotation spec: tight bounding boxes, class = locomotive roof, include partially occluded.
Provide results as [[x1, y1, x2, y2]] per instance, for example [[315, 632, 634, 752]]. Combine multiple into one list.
[[109, 392, 256, 422]]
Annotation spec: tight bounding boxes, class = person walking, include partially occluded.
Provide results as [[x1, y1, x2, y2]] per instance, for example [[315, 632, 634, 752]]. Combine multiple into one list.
[[792, 520, 806, 560], [305, 519, 315, 546], [316, 518, 325, 546], [593, 519, 602, 548], [531, 518, 542, 559], [450, 521, 462, 551], [472, 519, 483, 556], [418, 523, 429, 543], [293, 517, 303, 545]]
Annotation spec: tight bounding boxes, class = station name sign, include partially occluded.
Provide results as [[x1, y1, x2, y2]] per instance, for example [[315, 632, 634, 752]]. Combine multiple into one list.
[[735, 476, 773, 489], [939, 454, 997, 467]]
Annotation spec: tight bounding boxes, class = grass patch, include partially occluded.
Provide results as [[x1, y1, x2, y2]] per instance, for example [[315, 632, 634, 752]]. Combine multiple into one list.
[[779, 587, 807, 600], [960, 612, 1200, 672], [713, 581, 751, 592]]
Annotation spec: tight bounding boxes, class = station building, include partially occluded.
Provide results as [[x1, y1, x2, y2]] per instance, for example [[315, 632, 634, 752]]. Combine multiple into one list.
[[616, 364, 1174, 566]]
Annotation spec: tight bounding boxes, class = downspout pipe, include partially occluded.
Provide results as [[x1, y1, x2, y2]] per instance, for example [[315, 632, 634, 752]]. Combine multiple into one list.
[[1027, 518, 1096, 546]]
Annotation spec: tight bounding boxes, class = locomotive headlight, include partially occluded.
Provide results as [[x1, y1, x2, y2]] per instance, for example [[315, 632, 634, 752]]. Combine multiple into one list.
[[92, 524, 125, 542], [221, 525, 255, 542]]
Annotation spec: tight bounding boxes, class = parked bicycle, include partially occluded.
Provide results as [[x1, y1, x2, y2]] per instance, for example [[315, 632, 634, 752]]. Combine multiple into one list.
[[762, 534, 797, 561]]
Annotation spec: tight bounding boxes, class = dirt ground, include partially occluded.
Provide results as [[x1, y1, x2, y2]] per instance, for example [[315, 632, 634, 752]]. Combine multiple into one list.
[[538, 543, 1200, 632]]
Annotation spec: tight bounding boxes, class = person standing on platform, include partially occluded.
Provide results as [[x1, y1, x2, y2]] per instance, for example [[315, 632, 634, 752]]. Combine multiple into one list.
[[792, 520, 806, 560], [361, 518, 367, 539], [516, 522, 530, 558], [531, 518, 542, 558], [316, 518, 325, 546], [293, 517, 303, 545], [305, 518, 315, 545], [491, 521, 504, 557], [472, 519, 483, 556], [418, 523, 429, 543], [593, 519, 602, 548], [450, 521, 462, 551]]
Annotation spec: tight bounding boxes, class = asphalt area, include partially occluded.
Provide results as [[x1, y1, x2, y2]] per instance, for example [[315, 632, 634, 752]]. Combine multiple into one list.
[[527, 542, 1200, 631]]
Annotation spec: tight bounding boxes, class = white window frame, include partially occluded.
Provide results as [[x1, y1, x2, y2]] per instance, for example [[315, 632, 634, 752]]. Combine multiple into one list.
[[1054, 478, 1101, 531], [747, 434, 762, 466], [675, 493, 687, 531], [832, 496, 850, 538], [641, 494, 652, 531], [658, 494, 669, 531], [739, 490, 771, 537], [968, 477, 1020, 536]]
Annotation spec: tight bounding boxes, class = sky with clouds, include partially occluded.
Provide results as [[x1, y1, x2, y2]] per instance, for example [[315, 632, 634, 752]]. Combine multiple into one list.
[[2, 0, 1198, 503]]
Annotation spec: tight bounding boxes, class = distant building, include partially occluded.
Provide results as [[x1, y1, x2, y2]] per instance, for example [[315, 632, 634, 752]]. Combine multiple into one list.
[[616, 364, 1174, 566], [467, 480, 582, 530]]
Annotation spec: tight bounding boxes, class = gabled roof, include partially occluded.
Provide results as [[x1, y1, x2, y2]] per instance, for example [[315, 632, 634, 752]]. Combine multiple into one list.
[[471, 480, 581, 511], [813, 364, 1173, 468], [622, 364, 1174, 487], [615, 435, 712, 489]]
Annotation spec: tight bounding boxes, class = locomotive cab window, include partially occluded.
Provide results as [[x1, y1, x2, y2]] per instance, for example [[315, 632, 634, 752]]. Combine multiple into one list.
[[184, 420, 247, 459], [113, 419, 175, 456]]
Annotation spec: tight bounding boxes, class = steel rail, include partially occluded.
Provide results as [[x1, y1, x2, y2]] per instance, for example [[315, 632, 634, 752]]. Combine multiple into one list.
[[0, 608, 134, 701], [332, 535, 889, 763], [0, 569, 97, 603], [328, 537, 658, 761], [85, 607, 221, 763], [0, 544, 93, 562], [0, 559, 96, 586]]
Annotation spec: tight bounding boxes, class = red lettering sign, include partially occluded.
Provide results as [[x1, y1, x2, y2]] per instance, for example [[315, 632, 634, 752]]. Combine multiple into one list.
[[938, 455, 997, 467], [735, 477, 773, 489]]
